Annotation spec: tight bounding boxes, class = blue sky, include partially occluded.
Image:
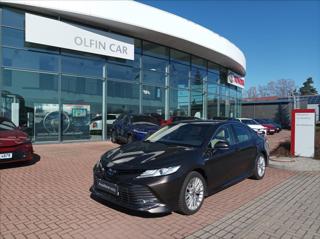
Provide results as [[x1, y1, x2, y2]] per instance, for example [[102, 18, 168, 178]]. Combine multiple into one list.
[[139, 0, 320, 92]]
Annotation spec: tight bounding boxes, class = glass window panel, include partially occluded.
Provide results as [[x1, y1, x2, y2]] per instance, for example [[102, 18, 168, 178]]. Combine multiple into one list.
[[208, 83, 218, 95], [220, 86, 226, 96], [143, 70, 165, 86], [190, 68, 205, 91], [108, 63, 139, 82], [2, 8, 24, 29], [170, 49, 190, 65], [169, 88, 189, 117], [208, 71, 219, 84], [192, 55, 207, 69], [107, 81, 139, 114], [143, 41, 169, 59], [170, 62, 189, 89], [208, 94, 218, 119], [108, 53, 140, 68], [61, 55, 105, 78], [219, 96, 226, 117], [142, 55, 167, 73], [142, 85, 165, 116], [135, 39, 142, 53], [61, 75, 102, 141], [2, 27, 24, 47], [1, 69, 59, 141], [208, 61, 220, 73], [191, 90, 203, 118], [3, 47, 59, 72]]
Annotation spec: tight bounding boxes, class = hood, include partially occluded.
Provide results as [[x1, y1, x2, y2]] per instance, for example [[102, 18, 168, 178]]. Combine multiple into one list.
[[0, 129, 29, 147], [101, 141, 197, 170]]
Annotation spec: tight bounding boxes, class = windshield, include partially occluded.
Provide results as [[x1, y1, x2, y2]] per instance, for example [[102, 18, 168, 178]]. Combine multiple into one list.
[[146, 123, 212, 147], [242, 119, 259, 125], [0, 119, 16, 131], [132, 116, 159, 125]]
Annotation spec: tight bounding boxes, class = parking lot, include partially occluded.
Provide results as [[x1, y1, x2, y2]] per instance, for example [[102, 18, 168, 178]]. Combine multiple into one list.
[[0, 136, 301, 239]]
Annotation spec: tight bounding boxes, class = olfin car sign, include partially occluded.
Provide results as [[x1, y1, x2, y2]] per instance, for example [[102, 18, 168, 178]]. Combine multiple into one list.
[[227, 74, 245, 88]]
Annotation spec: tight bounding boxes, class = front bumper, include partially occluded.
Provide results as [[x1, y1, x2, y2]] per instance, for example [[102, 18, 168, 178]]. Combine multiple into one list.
[[0, 143, 33, 163], [91, 166, 184, 213]]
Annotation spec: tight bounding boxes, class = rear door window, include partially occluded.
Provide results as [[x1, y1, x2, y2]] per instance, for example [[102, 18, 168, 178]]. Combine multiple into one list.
[[232, 124, 251, 143]]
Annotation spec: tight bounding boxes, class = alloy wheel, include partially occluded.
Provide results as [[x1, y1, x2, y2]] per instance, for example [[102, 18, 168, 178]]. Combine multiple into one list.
[[185, 177, 204, 211], [257, 155, 266, 177]]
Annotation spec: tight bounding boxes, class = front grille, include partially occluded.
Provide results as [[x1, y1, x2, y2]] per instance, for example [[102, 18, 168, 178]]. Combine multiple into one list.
[[94, 178, 159, 207]]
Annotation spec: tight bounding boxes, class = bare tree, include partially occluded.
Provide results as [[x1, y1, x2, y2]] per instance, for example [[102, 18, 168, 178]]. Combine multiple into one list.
[[258, 85, 268, 97], [275, 79, 295, 97], [246, 86, 258, 98], [267, 81, 276, 96]]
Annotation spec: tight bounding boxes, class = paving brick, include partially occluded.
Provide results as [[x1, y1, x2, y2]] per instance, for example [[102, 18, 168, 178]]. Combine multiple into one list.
[[0, 141, 297, 239], [188, 172, 320, 239]]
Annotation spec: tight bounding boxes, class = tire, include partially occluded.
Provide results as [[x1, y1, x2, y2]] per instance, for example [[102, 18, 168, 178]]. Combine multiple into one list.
[[127, 134, 133, 144], [251, 154, 266, 180], [177, 171, 206, 215], [111, 131, 117, 143]]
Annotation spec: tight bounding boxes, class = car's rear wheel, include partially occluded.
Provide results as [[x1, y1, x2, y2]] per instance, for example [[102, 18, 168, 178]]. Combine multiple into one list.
[[177, 171, 205, 215], [252, 154, 266, 180]]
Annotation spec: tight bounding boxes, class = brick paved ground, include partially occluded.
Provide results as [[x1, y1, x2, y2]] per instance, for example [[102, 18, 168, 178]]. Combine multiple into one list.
[[186, 172, 320, 239], [0, 142, 294, 239]]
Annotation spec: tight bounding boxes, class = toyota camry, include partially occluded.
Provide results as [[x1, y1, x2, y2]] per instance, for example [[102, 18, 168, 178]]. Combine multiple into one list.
[[91, 120, 269, 215]]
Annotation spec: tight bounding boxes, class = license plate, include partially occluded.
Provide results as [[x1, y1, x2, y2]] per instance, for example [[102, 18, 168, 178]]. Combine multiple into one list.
[[0, 153, 13, 159], [97, 180, 118, 196]]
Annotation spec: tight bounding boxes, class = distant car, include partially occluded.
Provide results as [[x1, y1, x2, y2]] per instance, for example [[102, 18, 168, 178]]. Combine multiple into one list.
[[259, 119, 282, 133], [162, 116, 200, 126], [90, 114, 120, 134], [91, 120, 269, 215], [232, 118, 267, 135], [111, 114, 160, 144], [0, 117, 33, 163], [254, 119, 277, 135]]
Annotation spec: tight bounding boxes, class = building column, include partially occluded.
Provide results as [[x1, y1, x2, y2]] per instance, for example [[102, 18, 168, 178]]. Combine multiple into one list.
[[102, 64, 107, 141], [165, 64, 170, 120]]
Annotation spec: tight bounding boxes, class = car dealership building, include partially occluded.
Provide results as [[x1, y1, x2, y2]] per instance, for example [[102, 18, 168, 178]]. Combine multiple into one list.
[[0, 0, 246, 143]]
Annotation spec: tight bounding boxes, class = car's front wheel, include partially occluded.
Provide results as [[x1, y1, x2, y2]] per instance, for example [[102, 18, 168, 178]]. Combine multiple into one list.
[[252, 154, 266, 180], [177, 171, 206, 215]]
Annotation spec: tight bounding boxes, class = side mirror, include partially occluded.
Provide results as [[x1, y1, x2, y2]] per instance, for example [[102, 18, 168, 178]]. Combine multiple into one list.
[[214, 140, 229, 149]]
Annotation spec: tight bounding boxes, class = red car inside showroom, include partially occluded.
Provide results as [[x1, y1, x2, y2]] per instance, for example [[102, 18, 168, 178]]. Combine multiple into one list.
[[0, 117, 34, 163]]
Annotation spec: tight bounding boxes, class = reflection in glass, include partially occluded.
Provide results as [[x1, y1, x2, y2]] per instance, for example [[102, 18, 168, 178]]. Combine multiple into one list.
[[208, 94, 218, 119], [169, 88, 189, 117], [3, 47, 59, 72], [1, 69, 59, 141], [191, 91, 203, 118], [142, 85, 165, 116], [170, 62, 189, 89], [107, 81, 139, 114], [61, 75, 102, 141]]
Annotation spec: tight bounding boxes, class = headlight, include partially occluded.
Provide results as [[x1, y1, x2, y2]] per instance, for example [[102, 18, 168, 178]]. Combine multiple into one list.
[[137, 166, 180, 178]]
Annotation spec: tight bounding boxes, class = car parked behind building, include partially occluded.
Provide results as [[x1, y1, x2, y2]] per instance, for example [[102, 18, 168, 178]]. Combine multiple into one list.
[[90, 114, 120, 134], [254, 119, 277, 135], [231, 118, 267, 135]]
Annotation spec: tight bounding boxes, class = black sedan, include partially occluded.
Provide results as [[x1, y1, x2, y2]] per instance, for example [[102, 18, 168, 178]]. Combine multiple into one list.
[[91, 120, 269, 215]]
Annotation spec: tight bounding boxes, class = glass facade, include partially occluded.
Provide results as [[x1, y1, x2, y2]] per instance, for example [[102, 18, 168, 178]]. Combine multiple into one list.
[[0, 7, 242, 143]]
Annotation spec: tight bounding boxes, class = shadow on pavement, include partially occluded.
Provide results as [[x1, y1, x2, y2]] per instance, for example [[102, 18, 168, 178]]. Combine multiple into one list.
[[0, 154, 41, 170], [90, 193, 171, 218]]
